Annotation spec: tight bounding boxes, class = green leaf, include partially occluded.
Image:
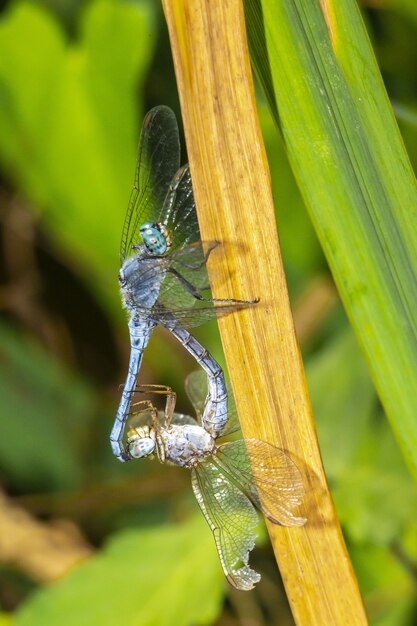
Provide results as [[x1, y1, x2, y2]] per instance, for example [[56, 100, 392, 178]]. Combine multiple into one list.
[[13, 515, 225, 626], [382, 0, 417, 24], [245, 0, 417, 481], [306, 328, 376, 480], [349, 542, 416, 626], [0, 322, 95, 491], [333, 416, 417, 545], [307, 328, 417, 545], [0, 0, 155, 311], [258, 103, 325, 295], [393, 102, 417, 174], [400, 522, 417, 562]]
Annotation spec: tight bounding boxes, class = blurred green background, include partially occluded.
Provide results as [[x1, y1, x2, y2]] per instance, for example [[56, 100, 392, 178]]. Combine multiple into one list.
[[0, 1, 416, 624]]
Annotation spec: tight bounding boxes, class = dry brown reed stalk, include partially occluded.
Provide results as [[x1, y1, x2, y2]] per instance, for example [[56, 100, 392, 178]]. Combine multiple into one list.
[[162, 1, 368, 623]]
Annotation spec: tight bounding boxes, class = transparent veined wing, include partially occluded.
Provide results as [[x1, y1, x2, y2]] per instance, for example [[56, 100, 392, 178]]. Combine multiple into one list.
[[214, 439, 306, 527], [128, 407, 197, 430], [154, 239, 257, 321], [144, 241, 216, 312], [128, 408, 164, 430], [191, 458, 261, 591], [185, 370, 207, 419], [158, 164, 200, 251], [155, 302, 254, 330], [125, 239, 237, 312], [123, 233, 257, 327], [170, 412, 198, 427], [171, 240, 220, 267], [159, 240, 219, 307], [120, 106, 180, 264], [185, 370, 241, 436]]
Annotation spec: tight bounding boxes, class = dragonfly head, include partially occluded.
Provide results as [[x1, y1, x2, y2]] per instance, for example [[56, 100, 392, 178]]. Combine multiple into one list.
[[127, 427, 156, 459], [139, 222, 172, 256]]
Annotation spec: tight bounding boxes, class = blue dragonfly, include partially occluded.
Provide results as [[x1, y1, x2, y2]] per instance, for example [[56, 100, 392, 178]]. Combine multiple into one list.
[[126, 371, 306, 591], [112, 106, 257, 461]]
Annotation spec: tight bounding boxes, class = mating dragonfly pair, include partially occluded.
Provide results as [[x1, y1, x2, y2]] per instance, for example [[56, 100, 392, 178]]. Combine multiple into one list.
[[112, 106, 306, 590]]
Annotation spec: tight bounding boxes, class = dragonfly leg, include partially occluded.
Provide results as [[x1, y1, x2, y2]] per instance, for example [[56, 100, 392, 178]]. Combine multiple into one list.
[[129, 399, 158, 423], [167, 267, 258, 304], [126, 400, 164, 462], [133, 401, 161, 439], [174, 241, 219, 270], [128, 399, 165, 463], [133, 384, 177, 427], [162, 319, 229, 438]]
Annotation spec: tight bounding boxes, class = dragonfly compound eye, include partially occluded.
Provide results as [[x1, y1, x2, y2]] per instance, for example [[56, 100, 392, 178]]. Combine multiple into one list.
[[128, 435, 155, 459], [139, 222, 171, 256]]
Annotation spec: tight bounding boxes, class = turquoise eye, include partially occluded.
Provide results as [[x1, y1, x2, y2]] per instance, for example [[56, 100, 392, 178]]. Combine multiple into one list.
[[139, 222, 171, 255]]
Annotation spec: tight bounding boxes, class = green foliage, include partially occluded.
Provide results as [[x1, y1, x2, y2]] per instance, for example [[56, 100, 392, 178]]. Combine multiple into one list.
[[258, 104, 326, 295], [0, 0, 155, 308], [349, 542, 416, 626], [0, 0, 416, 624], [245, 0, 417, 484], [0, 322, 95, 491], [13, 516, 224, 626], [306, 329, 376, 482], [307, 328, 417, 623]]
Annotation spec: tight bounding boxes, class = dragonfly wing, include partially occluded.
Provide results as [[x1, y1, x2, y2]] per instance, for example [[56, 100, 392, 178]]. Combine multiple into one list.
[[156, 302, 253, 329], [184, 370, 207, 420], [120, 106, 180, 263], [219, 385, 240, 437], [185, 370, 241, 435], [129, 410, 196, 432], [170, 412, 198, 427], [191, 459, 261, 591], [155, 241, 216, 312], [148, 239, 257, 326], [123, 248, 238, 322], [128, 409, 167, 430], [159, 164, 200, 251], [214, 439, 306, 527]]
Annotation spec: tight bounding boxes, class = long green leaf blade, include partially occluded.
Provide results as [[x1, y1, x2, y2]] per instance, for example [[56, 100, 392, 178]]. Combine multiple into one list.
[[245, 0, 417, 480]]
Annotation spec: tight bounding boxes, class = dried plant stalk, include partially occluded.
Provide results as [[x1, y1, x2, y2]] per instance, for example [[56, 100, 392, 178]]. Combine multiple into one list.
[[162, 0, 368, 623]]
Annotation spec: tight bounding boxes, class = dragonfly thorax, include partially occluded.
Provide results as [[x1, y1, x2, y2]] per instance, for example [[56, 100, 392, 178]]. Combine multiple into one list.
[[119, 253, 167, 313], [139, 222, 172, 256], [161, 424, 216, 468]]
